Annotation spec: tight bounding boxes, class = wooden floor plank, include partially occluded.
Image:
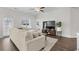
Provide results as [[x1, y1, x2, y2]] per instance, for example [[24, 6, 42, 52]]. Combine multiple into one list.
[[51, 37, 77, 51]]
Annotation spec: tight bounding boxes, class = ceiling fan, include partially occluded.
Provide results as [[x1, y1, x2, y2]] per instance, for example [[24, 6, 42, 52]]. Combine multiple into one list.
[[34, 7, 45, 12]]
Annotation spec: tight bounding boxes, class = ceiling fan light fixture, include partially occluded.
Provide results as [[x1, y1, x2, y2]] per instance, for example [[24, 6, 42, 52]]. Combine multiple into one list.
[[35, 7, 40, 12], [34, 7, 45, 13]]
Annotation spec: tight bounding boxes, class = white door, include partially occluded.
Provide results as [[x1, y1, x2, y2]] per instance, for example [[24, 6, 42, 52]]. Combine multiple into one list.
[[3, 16, 14, 36]]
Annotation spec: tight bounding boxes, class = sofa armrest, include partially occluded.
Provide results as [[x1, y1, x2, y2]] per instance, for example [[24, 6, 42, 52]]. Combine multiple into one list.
[[10, 28, 27, 51]]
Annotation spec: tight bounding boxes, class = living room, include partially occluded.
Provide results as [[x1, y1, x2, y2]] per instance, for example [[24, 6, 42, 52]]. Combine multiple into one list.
[[0, 7, 78, 51]]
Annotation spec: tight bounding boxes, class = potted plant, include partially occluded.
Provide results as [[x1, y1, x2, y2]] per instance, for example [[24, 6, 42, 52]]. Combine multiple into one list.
[[56, 21, 62, 31]]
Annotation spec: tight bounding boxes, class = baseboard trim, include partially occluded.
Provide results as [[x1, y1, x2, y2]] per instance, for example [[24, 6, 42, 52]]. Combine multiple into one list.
[[61, 35, 76, 39]]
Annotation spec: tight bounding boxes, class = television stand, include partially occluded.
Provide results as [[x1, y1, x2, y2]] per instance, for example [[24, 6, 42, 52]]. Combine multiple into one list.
[[42, 29, 56, 36], [47, 29, 56, 36]]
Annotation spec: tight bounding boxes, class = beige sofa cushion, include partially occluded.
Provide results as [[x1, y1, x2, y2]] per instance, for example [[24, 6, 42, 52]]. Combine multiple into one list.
[[37, 31, 42, 36], [33, 32, 39, 38], [25, 29, 43, 40], [32, 30, 43, 38], [25, 31, 33, 41]]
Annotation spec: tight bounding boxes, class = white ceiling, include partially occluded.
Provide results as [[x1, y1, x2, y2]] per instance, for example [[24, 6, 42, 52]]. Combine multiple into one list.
[[8, 7, 57, 14], [7, 7, 79, 15], [8, 7, 35, 14]]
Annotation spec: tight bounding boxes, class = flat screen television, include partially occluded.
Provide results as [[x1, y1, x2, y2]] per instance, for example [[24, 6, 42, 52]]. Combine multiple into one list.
[[46, 21, 55, 27], [42, 21, 56, 34]]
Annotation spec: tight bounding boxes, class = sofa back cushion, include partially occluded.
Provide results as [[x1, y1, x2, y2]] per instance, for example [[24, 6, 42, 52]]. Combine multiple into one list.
[[25, 30, 43, 40], [32, 31, 43, 38]]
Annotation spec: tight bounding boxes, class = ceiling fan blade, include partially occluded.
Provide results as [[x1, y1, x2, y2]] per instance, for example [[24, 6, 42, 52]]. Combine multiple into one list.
[[40, 10, 44, 12], [40, 7, 45, 9]]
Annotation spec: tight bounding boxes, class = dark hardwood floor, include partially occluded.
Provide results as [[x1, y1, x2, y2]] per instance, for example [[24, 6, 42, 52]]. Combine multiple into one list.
[[0, 36, 77, 51], [51, 37, 77, 51], [0, 37, 18, 51]]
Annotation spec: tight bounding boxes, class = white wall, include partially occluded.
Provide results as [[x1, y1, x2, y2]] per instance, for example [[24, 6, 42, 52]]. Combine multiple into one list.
[[0, 8, 36, 38], [36, 7, 72, 38], [71, 8, 79, 38]]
